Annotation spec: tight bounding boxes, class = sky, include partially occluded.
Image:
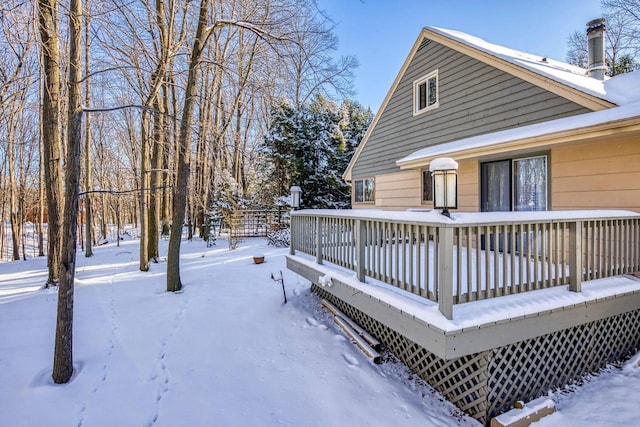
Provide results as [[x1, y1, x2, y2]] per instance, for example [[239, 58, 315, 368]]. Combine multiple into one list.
[[316, 0, 604, 111]]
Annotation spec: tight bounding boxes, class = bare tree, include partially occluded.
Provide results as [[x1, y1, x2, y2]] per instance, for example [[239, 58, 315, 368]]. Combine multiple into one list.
[[167, 0, 313, 289], [0, 4, 35, 261], [167, 0, 211, 292], [84, 0, 93, 257], [567, 4, 638, 75], [284, 1, 357, 106], [37, 0, 64, 285], [53, 0, 83, 384]]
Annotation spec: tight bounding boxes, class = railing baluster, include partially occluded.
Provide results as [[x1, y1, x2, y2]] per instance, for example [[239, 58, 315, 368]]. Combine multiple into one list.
[[605, 220, 611, 278], [475, 226, 481, 302], [629, 219, 640, 273], [427, 226, 433, 299], [401, 223, 407, 290], [420, 225, 426, 298], [413, 225, 422, 295], [509, 224, 516, 294], [496, 225, 500, 298], [456, 228, 463, 303], [623, 219, 629, 274], [501, 226, 508, 296], [484, 226, 490, 300], [542, 223, 548, 289], [466, 226, 473, 302]]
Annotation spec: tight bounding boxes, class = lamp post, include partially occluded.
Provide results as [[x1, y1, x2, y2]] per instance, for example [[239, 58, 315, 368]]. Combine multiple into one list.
[[430, 157, 458, 218], [290, 185, 302, 210]]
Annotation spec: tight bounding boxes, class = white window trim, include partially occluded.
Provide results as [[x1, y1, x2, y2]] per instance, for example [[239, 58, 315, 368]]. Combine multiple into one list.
[[413, 70, 439, 116], [353, 177, 375, 204]]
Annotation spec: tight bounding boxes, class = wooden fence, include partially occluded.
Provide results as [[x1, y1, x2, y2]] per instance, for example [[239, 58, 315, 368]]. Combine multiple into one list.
[[225, 209, 287, 238]]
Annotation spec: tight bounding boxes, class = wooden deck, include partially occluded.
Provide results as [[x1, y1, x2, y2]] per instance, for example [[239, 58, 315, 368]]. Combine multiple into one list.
[[286, 209, 640, 424]]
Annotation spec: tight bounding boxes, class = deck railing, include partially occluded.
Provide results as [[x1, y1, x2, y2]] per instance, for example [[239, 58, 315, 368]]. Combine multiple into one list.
[[290, 210, 640, 319]]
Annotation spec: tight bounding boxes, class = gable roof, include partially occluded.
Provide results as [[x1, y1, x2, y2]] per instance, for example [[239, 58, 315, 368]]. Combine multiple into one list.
[[343, 26, 619, 182]]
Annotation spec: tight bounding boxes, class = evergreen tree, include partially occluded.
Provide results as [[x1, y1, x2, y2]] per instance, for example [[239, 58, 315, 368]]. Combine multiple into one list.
[[260, 96, 372, 209]]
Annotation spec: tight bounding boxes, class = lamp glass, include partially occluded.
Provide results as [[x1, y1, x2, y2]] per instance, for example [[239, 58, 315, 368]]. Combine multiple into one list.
[[446, 172, 457, 209], [290, 186, 301, 209], [433, 171, 446, 209]]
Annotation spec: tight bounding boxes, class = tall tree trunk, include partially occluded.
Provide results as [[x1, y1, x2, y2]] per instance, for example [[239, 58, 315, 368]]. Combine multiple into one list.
[[139, 111, 150, 271], [161, 70, 178, 237], [53, 0, 82, 384], [84, 0, 93, 257], [148, 91, 164, 261], [38, 90, 45, 257], [38, 0, 64, 286], [8, 124, 21, 261], [167, 0, 210, 292]]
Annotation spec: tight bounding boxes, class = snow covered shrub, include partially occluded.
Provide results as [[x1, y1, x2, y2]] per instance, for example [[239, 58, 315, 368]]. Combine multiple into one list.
[[267, 227, 290, 247]]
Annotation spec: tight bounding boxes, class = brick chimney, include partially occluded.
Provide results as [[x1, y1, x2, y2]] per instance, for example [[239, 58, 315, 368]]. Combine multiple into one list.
[[586, 18, 606, 80]]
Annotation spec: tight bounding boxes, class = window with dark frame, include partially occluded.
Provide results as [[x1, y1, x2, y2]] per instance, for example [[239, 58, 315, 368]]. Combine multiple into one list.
[[422, 170, 433, 202], [480, 155, 548, 212]]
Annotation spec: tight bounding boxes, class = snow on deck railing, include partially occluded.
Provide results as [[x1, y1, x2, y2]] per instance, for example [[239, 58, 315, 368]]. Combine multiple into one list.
[[290, 209, 640, 319]]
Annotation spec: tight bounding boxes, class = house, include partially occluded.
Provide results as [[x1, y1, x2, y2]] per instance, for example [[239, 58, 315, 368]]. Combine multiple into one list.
[[287, 20, 640, 425], [344, 20, 640, 214]]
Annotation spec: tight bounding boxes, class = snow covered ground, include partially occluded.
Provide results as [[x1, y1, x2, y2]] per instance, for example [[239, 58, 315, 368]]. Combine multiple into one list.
[[0, 234, 639, 426]]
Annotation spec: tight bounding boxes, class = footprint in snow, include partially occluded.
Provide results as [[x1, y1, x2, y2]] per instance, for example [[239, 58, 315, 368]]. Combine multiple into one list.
[[342, 352, 359, 366], [305, 317, 319, 327]]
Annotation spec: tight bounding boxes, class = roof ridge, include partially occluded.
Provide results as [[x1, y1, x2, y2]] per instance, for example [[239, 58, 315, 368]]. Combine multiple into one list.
[[424, 26, 612, 104]]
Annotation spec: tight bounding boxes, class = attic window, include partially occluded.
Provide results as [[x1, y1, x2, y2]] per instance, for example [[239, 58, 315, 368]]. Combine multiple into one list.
[[413, 70, 438, 115]]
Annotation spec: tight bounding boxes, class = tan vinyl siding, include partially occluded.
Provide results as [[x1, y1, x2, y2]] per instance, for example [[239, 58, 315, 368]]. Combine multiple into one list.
[[369, 170, 421, 211], [352, 39, 591, 179], [354, 161, 480, 212], [551, 136, 640, 212], [457, 159, 479, 212]]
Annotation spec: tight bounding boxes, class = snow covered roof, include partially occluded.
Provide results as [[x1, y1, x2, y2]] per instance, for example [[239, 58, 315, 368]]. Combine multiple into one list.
[[344, 25, 640, 181], [395, 29, 640, 168], [427, 27, 640, 106], [397, 101, 640, 167]]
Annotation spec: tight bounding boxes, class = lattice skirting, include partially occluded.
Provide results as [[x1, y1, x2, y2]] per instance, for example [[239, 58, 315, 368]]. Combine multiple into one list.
[[312, 285, 640, 425]]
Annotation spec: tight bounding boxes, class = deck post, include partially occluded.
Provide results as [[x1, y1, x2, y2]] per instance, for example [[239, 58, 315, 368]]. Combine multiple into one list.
[[569, 220, 583, 292], [289, 214, 296, 255], [356, 219, 366, 282], [438, 226, 454, 319], [316, 217, 323, 265]]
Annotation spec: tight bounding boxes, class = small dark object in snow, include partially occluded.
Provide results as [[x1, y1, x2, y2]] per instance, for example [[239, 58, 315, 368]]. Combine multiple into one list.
[[271, 270, 287, 304]]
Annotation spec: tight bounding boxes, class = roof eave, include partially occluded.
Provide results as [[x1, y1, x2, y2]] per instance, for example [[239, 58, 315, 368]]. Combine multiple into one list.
[[396, 117, 640, 170]]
